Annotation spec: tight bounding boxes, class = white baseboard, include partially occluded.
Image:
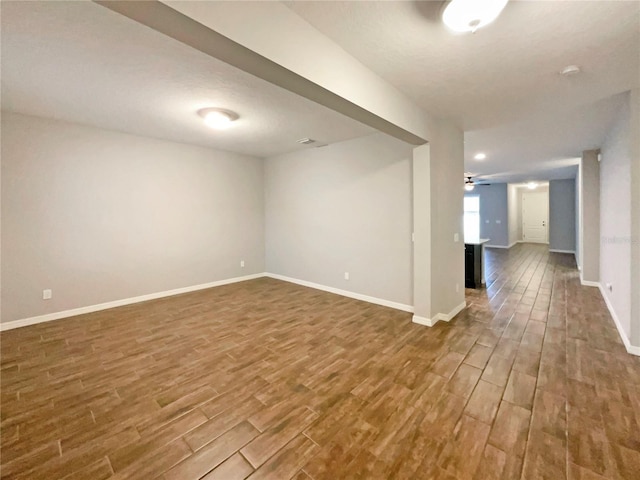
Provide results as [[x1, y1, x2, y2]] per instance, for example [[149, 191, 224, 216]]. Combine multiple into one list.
[[412, 301, 467, 328], [597, 283, 639, 356], [549, 249, 576, 254], [629, 346, 640, 356], [412, 315, 435, 327], [485, 241, 518, 249], [579, 273, 599, 287], [628, 345, 640, 356], [2, 272, 461, 333], [264, 273, 414, 313], [0, 273, 266, 332]]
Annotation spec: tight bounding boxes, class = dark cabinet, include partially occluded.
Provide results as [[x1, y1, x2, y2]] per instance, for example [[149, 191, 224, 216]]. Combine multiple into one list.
[[465, 243, 484, 289]]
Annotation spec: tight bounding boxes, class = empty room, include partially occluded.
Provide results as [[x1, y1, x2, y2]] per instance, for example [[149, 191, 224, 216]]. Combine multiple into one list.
[[1, 1, 639, 480]]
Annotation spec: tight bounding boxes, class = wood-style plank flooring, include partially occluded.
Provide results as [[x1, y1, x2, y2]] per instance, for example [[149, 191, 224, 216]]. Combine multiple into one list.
[[2, 244, 639, 479]]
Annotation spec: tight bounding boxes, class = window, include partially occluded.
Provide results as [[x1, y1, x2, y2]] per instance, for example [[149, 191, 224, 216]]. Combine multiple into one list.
[[464, 195, 480, 241]]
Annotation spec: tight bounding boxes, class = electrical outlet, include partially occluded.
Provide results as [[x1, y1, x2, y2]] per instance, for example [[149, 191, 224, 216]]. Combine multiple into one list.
[[344, 272, 349, 280], [43, 289, 52, 300], [454, 233, 459, 242], [240, 260, 245, 268], [455, 283, 460, 293]]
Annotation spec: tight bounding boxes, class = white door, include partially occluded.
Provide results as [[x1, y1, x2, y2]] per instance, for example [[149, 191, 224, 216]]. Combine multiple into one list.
[[522, 192, 548, 243]]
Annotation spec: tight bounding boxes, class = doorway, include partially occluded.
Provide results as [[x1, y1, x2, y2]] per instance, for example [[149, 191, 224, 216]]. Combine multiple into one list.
[[522, 191, 549, 243]]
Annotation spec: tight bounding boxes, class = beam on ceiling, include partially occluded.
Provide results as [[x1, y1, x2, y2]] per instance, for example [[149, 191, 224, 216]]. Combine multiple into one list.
[[94, 0, 427, 145]]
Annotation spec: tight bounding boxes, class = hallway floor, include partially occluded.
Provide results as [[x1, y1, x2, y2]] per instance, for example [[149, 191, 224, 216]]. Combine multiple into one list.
[[1, 244, 639, 479]]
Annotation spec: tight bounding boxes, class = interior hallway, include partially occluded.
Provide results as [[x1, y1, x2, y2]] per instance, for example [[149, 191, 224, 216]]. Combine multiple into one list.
[[1, 244, 639, 479]]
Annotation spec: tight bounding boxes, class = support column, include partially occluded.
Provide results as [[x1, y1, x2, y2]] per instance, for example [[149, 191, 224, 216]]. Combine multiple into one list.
[[412, 144, 432, 325], [580, 149, 600, 285], [629, 88, 640, 349], [412, 120, 465, 326]]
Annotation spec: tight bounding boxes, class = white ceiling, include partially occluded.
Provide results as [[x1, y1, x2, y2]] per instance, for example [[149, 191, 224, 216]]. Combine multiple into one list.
[[0, 1, 375, 158], [3, 1, 639, 181], [286, 0, 640, 182], [464, 91, 628, 183]]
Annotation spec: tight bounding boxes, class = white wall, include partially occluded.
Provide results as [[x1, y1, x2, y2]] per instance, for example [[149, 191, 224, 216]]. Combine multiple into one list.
[[600, 96, 631, 340], [630, 88, 640, 349], [575, 172, 581, 268], [428, 120, 465, 318], [1, 113, 265, 323], [507, 184, 519, 246], [549, 179, 576, 252], [265, 133, 414, 307], [515, 186, 524, 241]]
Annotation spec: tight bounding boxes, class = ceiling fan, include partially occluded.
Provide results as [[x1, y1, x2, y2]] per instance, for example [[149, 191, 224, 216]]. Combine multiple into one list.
[[464, 176, 475, 191], [464, 175, 492, 191]]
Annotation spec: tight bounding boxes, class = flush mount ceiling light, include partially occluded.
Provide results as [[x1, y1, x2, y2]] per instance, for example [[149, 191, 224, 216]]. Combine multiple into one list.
[[465, 176, 475, 191], [474, 153, 487, 160], [197, 108, 239, 130], [527, 182, 538, 189], [560, 65, 581, 77], [442, 0, 509, 33]]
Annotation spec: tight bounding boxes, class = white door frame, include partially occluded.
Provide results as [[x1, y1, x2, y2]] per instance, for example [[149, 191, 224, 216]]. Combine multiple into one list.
[[522, 191, 549, 243]]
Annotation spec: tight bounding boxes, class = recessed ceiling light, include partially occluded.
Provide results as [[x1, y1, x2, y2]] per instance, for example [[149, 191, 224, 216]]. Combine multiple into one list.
[[442, 0, 509, 33], [527, 182, 538, 189], [198, 108, 239, 130], [560, 65, 581, 76], [474, 153, 486, 160]]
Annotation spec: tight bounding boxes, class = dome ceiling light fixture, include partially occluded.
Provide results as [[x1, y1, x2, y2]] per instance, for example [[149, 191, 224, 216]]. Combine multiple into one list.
[[442, 0, 509, 34], [198, 108, 239, 130], [560, 65, 581, 77], [474, 153, 487, 160]]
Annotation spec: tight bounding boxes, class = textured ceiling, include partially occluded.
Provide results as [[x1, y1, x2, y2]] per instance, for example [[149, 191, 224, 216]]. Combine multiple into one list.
[[464, 92, 628, 183], [0, 1, 375, 158], [3, 1, 638, 179], [287, 0, 640, 181]]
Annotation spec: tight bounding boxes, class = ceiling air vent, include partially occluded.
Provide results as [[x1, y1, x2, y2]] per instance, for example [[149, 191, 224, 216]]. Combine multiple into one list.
[[296, 138, 316, 145]]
